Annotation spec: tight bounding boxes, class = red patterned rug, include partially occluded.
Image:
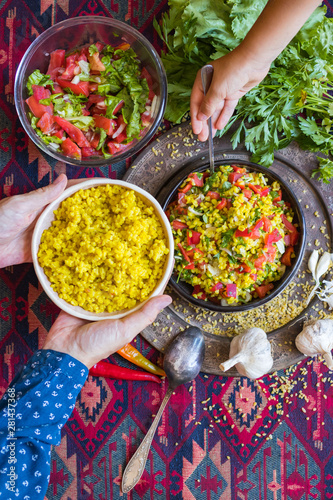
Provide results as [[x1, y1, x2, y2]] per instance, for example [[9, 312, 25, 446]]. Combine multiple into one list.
[[0, 1, 333, 498]]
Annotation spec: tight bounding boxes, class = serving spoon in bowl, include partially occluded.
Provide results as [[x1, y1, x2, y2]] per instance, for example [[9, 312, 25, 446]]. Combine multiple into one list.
[[121, 326, 205, 493], [201, 64, 215, 175]]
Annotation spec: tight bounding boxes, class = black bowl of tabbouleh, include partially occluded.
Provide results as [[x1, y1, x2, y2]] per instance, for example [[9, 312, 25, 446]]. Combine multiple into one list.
[[157, 158, 306, 312]]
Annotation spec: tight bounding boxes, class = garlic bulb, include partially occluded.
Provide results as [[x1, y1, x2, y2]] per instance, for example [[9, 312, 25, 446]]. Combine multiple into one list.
[[219, 328, 273, 379], [295, 319, 333, 370]]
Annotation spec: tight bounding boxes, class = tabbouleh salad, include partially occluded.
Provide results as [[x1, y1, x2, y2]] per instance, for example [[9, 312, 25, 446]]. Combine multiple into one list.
[[166, 165, 299, 305]]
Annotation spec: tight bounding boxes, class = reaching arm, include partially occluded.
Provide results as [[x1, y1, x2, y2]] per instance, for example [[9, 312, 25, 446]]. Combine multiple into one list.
[[191, 0, 323, 141]]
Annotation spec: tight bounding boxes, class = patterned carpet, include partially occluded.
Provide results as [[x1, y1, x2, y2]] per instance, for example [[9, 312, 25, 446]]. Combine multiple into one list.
[[0, 1, 333, 498]]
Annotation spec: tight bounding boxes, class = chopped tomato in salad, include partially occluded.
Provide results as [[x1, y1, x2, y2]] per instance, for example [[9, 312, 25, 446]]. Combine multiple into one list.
[[168, 165, 299, 306], [25, 43, 155, 160]]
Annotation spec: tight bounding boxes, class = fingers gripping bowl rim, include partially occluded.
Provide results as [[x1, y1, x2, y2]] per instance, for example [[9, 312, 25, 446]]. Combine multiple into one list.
[[32, 179, 174, 321], [14, 17, 167, 167], [156, 159, 306, 313]]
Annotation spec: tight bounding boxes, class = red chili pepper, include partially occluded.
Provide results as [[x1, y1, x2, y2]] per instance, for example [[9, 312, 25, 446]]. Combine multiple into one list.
[[216, 198, 227, 210], [89, 361, 162, 383], [281, 246, 294, 266], [172, 220, 188, 230], [254, 283, 274, 299], [177, 242, 191, 262], [118, 344, 166, 376]]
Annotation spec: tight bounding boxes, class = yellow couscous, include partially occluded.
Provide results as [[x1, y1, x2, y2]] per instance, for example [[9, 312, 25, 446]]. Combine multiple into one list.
[[38, 184, 169, 313], [167, 165, 299, 305]]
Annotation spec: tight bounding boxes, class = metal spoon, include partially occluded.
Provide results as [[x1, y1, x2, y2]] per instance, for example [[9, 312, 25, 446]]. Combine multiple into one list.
[[121, 327, 205, 493], [201, 64, 215, 175]]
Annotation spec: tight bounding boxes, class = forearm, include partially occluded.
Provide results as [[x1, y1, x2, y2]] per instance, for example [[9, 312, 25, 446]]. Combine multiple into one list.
[[237, 0, 322, 66], [0, 349, 88, 498]]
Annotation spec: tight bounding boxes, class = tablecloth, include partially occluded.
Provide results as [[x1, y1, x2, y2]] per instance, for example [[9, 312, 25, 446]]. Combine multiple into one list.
[[0, 1, 333, 498]]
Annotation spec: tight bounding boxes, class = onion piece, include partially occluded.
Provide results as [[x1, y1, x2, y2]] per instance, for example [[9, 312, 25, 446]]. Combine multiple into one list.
[[220, 247, 233, 257], [71, 75, 81, 84], [188, 206, 203, 216], [78, 59, 90, 76], [276, 239, 285, 255], [150, 95, 158, 117], [112, 122, 126, 139], [207, 264, 221, 276]]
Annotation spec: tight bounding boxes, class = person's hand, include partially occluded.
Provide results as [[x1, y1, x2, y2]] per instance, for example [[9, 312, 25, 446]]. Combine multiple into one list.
[[43, 295, 172, 369], [0, 174, 68, 268], [190, 47, 270, 141]]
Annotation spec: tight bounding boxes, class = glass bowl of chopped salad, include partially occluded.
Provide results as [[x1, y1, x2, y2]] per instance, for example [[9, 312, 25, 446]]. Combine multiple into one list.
[[14, 17, 167, 166], [158, 158, 306, 312]]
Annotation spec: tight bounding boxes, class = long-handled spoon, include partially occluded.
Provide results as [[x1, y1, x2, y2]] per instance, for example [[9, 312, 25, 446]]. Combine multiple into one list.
[[201, 64, 215, 175], [121, 326, 205, 493]]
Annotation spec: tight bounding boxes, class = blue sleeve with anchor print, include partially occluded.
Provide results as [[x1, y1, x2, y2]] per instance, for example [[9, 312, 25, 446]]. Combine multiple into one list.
[[0, 349, 88, 499]]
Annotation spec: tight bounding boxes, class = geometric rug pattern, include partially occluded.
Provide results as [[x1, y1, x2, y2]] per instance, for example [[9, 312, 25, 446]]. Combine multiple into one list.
[[0, 1, 333, 498]]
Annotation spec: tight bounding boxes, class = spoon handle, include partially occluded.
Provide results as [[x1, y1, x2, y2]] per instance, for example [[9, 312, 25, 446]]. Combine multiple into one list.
[[201, 64, 214, 175], [121, 386, 174, 493]]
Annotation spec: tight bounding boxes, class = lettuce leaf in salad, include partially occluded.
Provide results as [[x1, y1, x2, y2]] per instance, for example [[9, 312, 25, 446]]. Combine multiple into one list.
[[39, 93, 63, 105], [95, 127, 108, 150], [104, 95, 124, 119], [102, 45, 115, 56], [88, 44, 99, 55], [64, 115, 95, 130], [27, 69, 54, 95], [53, 91, 87, 118]]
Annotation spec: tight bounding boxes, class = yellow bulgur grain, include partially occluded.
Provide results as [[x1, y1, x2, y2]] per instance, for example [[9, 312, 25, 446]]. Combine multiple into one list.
[[38, 185, 169, 313]]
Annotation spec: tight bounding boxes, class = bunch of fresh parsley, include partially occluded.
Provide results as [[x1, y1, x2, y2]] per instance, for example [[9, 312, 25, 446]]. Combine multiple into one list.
[[154, 0, 333, 183]]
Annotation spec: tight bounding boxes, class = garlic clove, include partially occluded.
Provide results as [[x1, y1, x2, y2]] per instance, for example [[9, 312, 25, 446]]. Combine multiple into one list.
[[315, 252, 331, 282], [308, 250, 319, 277]]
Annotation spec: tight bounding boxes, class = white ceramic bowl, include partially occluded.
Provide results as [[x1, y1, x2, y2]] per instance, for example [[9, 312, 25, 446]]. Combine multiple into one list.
[[32, 179, 174, 321]]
